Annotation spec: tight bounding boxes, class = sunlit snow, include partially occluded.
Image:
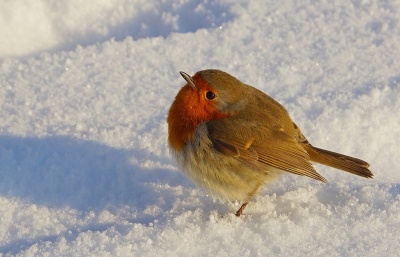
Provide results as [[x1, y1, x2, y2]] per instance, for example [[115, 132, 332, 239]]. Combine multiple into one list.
[[0, 0, 399, 256]]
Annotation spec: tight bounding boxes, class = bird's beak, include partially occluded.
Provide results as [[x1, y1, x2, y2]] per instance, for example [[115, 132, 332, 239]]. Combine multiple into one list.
[[179, 71, 198, 90]]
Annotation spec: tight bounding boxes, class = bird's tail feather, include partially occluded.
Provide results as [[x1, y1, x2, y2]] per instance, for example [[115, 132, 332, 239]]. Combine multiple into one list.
[[303, 145, 373, 179]]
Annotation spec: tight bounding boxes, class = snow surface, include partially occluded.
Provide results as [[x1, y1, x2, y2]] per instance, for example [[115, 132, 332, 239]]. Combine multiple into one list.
[[1, 0, 400, 256]]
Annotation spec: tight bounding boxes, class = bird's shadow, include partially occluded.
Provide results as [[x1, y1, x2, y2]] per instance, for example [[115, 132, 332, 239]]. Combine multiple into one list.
[[0, 135, 187, 213], [0, 135, 203, 254]]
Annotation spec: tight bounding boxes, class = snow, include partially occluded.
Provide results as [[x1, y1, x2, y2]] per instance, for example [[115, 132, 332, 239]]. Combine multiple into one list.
[[0, 0, 399, 256]]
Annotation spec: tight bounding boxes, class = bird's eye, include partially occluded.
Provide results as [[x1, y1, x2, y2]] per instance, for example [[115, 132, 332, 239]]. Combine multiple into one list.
[[205, 91, 216, 100]]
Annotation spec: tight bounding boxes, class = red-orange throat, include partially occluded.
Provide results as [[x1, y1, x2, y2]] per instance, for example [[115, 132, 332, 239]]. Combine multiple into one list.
[[167, 74, 230, 151]]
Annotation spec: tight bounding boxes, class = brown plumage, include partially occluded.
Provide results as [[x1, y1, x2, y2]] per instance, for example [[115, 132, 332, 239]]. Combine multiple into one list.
[[168, 69, 373, 216]]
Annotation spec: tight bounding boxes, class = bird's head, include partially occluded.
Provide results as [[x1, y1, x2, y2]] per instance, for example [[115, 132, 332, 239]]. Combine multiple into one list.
[[167, 69, 245, 150]]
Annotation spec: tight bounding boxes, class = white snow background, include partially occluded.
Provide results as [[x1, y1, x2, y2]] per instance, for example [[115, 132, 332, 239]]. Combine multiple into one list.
[[1, 0, 400, 256]]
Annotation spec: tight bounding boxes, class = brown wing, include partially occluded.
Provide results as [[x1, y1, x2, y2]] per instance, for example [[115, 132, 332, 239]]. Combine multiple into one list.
[[211, 129, 327, 183]]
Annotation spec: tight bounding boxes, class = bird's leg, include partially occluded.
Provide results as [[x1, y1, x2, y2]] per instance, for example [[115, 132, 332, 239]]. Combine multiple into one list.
[[235, 202, 248, 217], [235, 183, 261, 217]]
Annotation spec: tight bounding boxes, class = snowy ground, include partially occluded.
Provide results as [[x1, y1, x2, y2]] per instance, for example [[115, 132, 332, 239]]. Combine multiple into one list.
[[1, 0, 400, 256]]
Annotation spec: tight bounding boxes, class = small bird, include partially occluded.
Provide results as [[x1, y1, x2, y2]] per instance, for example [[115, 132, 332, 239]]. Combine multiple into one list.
[[167, 69, 373, 216]]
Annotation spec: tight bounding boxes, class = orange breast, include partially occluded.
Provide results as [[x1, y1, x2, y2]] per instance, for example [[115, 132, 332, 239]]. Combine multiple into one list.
[[167, 84, 230, 151]]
